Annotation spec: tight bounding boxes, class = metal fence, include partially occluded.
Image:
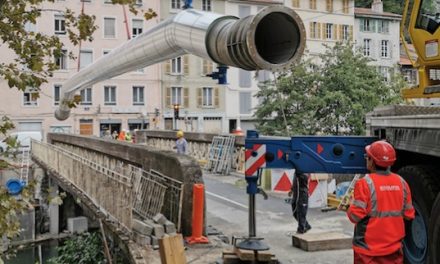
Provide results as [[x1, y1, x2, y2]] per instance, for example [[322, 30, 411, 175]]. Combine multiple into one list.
[[31, 140, 133, 230], [129, 166, 184, 231]]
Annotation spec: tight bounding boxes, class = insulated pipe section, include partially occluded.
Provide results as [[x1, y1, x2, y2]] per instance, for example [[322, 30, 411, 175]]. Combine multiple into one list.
[[55, 6, 305, 120], [207, 6, 305, 71]]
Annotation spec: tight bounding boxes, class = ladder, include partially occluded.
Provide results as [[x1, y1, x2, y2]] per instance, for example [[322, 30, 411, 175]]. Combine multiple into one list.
[[338, 174, 362, 211], [20, 148, 31, 183]]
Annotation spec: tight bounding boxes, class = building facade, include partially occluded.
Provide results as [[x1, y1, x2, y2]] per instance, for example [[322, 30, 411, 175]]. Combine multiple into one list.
[[354, 0, 401, 81], [0, 0, 161, 138]]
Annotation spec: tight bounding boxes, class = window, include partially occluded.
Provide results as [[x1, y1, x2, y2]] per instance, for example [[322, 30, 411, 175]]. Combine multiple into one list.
[[378, 20, 389, 33], [239, 69, 252, 88], [202, 0, 211, 11], [292, 0, 300, 8], [132, 19, 143, 38], [239, 92, 252, 114], [238, 5, 251, 18], [25, 22, 36, 32], [54, 14, 66, 35], [79, 50, 93, 69], [361, 18, 372, 32], [171, 87, 182, 105], [81, 0, 91, 2], [135, 0, 142, 6], [55, 49, 68, 70], [342, 25, 350, 40], [54, 85, 61, 105], [104, 86, 116, 105], [326, 0, 333, 12], [202, 87, 213, 107], [23, 88, 39, 106], [381, 40, 390, 58], [363, 39, 371, 57], [132, 86, 144, 105], [171, 57, 182, 74], [342, 0, 349, 14], [80, 88, 92, 105], [309, 0, 317, 10], [171, 0, 181, 9], [326, 23, 333, 39], [310, 22, 319, 39], [378, 66, 390, 82], [104, 17, 116, 38]]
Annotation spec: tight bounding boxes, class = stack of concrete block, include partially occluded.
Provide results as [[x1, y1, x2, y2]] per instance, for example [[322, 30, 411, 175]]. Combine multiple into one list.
[[132, 213, 178, 249]]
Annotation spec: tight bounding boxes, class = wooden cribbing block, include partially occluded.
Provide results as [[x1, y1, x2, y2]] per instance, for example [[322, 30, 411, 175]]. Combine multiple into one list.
[[292, 231, 352, 252], [222, 250, 241, 264], [256, 251, 274, 262], [158, 234, 187, 264], [234, 247, 255, 261]]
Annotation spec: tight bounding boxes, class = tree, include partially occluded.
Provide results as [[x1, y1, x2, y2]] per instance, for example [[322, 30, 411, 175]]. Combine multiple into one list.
[[254, 60, 321, 136], [254, 42, 404, 136]]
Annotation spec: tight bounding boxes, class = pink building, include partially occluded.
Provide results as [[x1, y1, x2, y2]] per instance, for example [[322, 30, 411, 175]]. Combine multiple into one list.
[[0, 0, 161, 138]]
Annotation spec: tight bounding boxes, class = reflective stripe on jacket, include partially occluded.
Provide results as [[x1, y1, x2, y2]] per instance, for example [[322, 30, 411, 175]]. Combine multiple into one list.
[[347, 172, 415, 256]]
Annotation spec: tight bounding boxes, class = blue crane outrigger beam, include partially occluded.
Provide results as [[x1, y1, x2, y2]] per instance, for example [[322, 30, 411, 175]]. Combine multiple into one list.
[[245, 130, 377, 175]]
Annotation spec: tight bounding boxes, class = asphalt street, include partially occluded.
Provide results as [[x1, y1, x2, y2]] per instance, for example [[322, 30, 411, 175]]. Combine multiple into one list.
[[203, 173, 355, 264]]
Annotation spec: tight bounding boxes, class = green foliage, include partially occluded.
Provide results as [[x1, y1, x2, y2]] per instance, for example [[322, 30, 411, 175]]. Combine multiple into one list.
[[355, 0, 405, 14], [0, 182, 35, 245], [254, 42, 404, 136], [48, 232, 105, 264]]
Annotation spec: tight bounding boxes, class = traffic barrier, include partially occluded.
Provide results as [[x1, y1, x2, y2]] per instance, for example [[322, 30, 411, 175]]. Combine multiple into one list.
[[186, 184, 209, 244]]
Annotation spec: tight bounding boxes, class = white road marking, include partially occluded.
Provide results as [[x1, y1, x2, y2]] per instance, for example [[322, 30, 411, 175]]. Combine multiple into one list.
[[206, 191, 264, 213]]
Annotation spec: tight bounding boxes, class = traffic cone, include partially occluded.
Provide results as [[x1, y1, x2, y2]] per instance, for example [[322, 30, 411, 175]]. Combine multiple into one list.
[[186, 184, 209, 244]]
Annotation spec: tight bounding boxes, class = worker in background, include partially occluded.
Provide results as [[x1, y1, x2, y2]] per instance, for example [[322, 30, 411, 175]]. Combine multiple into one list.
[[174, 130, 187, 154], [288, 171, 311, 234], [118, 130, 126, 141], [112, 130, 118, 140], [232, 127, 244, 136], [346, 141, 415, 264], [125, 131, 132, 142]]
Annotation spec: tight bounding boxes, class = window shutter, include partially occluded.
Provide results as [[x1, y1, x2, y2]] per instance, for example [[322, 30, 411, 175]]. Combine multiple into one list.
[[166, 87, 171, 107], [309, 22, 313, 38], [165, 60, 171, 74], [317, 23, 321, 39], [333, 24, 337, 40], [183, 87, 189, 108], [349, 25, 353, 40], [214, 87, 219, 107], [322, 23, 326, 39], [183, 55, 189, 75], [338, 25, 342, 40], [197, 88, 202, 107]]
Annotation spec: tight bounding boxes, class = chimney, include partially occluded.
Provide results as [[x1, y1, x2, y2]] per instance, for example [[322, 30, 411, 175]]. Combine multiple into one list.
[[372, 0, 383, 13]]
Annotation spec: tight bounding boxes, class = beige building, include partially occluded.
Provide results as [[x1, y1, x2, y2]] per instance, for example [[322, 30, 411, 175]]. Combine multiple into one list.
[[0, 0, 161, 138]]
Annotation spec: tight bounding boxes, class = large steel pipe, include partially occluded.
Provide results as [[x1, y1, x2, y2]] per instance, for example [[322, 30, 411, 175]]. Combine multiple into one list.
[[56, 6, 305, 120]]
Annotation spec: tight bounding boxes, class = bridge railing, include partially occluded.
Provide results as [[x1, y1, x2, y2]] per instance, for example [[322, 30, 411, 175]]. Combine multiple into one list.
[[31, 140, 133, 230], [135, 130, 246, 174]]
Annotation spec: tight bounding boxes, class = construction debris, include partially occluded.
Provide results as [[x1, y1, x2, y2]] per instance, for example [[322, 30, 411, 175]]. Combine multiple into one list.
[[132, 213, 179, 249]]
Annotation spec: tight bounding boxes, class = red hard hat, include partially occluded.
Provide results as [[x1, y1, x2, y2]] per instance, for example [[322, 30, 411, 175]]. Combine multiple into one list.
[[365, 141, 396, 167]]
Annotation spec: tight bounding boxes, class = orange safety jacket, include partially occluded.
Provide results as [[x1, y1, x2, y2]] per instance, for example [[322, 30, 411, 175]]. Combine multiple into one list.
[[347, 172, 415, 256]]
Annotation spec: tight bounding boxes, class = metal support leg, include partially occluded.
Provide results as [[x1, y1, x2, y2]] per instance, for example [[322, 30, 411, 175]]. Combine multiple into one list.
[[236, 174, 269, 251]]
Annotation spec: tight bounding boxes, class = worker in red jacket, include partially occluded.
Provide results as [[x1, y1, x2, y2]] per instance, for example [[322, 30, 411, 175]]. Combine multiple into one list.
[[347, 141, 415, 264]]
